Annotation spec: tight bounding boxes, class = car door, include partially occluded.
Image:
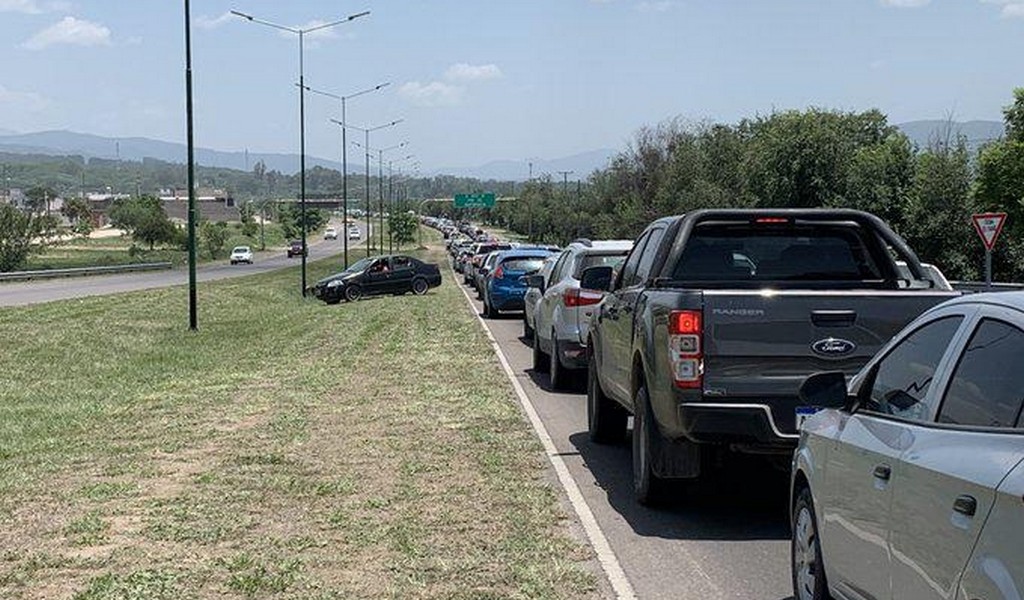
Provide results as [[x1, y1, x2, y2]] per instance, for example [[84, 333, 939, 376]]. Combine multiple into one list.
[[889, 309, 1024, 600], [821, 311, 968, 600], [526, 256, 557, 329], [363, 258, 391, 294], [537, 251, 572, 352], [388, 256, 416, 293], [598, 230, 653, 404]]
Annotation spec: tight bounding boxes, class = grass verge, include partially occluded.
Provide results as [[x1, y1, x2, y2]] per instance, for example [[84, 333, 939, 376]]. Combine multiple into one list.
[[0, 233, 598, 599]]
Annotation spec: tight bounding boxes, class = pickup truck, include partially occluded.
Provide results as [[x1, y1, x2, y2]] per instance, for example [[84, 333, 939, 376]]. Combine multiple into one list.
[[584, 209, 959, 504]]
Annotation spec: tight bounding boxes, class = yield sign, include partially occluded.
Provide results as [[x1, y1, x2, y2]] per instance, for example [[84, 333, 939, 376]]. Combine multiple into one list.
[[972, 212, 1008, 250]]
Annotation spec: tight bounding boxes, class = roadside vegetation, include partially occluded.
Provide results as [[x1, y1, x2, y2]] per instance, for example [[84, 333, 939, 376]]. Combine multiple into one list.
[[0, 238, 597, 599]]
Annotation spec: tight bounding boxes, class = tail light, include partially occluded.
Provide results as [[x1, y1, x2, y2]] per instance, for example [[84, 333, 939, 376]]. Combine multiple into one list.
[[564, 288, 604, 307], [493, 265, 504, 279], [669, 310, 702, 389]]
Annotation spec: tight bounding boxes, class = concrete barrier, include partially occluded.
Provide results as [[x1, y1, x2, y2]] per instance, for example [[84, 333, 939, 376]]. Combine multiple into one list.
[[0, 262, 173, 282]]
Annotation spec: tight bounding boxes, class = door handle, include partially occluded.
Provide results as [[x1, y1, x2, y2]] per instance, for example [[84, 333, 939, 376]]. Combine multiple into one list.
[[953, 495, 977, 517], [873, 464, 892, 481]]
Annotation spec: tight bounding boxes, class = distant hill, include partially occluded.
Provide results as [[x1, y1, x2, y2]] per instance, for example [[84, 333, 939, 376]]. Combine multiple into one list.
[[0, 130, 344, 174], [433, 149, 618, 182], [895, 120, 1004, 152]]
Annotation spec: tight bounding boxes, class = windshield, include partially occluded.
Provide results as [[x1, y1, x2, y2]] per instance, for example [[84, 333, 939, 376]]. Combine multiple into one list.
[[502, 258, 547, 273], [344, 258, 373, 273], [574, 253, 628, 278], [232, 247, 249, 253]]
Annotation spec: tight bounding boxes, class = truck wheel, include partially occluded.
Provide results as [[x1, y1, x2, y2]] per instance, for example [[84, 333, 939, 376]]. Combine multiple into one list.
[[533, 334, 549, 373], [344, 285, 362, 302], [412, 278, 428, 295], [549, 336, 566, 391], [633, 385, 667, 506], [588, 358, 627, 444], [792, 487, 831, 600]]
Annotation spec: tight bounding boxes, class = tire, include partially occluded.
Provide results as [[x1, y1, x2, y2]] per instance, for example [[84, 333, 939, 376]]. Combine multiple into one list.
[[549, 335, 566, 391], [633, 385, 667, 506], [792, 487, 831, 600], [485, 299, 498, 319], [588, 357, 627, 444], [523, 315, 534, 340], [344, 285, 362, 302], [533, 333, 549, 373], [412, 278, 428, 295]]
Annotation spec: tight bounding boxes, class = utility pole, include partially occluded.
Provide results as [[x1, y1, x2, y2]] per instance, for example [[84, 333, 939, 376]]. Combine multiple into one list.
[[557, 170, 573, 196]]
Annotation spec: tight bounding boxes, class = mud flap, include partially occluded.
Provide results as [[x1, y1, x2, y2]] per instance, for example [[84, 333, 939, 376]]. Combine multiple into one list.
[[655, 435, 702, 479]]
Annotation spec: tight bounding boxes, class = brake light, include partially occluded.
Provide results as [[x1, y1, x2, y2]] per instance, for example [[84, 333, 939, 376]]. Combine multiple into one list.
[[564, 288, 603, 307], [494, 265, 504, 279], [755, 217, 790, 224], [668, 310, 703, 389]]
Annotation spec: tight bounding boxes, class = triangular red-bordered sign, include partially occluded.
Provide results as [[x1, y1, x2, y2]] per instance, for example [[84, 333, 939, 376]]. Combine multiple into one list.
[[972, 212, 1008, 251]]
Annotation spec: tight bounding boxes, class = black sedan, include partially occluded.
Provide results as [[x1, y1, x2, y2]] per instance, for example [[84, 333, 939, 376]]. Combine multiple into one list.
[[310, 255, 442, 304]]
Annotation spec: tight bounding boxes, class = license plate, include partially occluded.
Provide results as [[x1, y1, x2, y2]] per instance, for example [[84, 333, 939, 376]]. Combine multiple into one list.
[[795, 406, 823, 430]]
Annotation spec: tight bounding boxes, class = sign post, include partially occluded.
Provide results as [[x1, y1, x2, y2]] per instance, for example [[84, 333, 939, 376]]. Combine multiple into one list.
[[972, 212, 1008, 290], [454, 192, 496, 209]]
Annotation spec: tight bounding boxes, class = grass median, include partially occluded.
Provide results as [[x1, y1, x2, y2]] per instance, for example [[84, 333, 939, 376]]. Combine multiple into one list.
[[0, 239, 598, 599]]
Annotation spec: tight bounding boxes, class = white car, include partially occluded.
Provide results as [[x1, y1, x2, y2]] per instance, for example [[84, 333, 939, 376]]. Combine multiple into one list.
[[348, 226, 361, 240], [229, 246, 253, 265], [530, 239, 633, 390], [324, 227, 338, 240], [791, 292, 1024, 600]]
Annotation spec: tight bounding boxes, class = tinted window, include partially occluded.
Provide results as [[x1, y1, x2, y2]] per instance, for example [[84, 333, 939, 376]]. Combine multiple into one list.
[[574, 252, 628, 278], [636, 228, 666, 282], [618, 232, 651, 288], [502, 258, 547, 273], [863, 316, 963, 422], [672, 223, 884, 283], [393, 256, 412, 269], [938, 319, 1024, 429], [550, 251, 572, 283]]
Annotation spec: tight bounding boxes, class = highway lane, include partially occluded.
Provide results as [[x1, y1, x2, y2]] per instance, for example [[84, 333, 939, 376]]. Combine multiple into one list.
[[0, 221, 371, 308], [455, 274, 794, 600]]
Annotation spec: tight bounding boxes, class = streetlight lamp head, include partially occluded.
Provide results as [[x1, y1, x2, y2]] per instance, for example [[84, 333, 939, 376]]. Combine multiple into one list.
[[230, 10, 254, 20], [348, 10, 371, 20]]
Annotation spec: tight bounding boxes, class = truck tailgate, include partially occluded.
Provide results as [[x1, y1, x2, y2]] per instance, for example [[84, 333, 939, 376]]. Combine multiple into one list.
[[700, 289, 958, 398]]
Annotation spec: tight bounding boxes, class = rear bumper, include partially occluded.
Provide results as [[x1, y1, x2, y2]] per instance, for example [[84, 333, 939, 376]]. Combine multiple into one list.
[[556, 339, 588, 370], [676, 400, 801, 449]]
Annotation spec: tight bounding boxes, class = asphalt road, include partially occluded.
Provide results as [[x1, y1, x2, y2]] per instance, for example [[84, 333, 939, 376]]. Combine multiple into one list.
[[0, 221, 370, 308], [456, 273, 795, 600]]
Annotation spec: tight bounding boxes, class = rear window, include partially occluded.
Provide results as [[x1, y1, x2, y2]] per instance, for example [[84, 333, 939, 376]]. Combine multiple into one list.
[[477, 243, 512, 255], [573, 252, 628, 278], [671, 223, 886, 284], [501, 258, 547, 273]]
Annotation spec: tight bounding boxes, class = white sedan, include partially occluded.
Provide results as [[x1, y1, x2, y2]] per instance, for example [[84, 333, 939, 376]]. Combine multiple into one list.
[[229, 246, 253, 265]]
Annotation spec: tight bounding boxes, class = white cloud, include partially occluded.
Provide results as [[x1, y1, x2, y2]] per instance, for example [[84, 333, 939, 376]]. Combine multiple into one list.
[[23, 16, 111, 50], [444, 63, 502, 83], [637, 1, 675, 13], [0, 0, 41, 13], [0, 85, 49, 112], [982, 0, 1024, 17], [196, 12, 234, 29], [398, 81, 464, 107], [879, 0, 931, 6]]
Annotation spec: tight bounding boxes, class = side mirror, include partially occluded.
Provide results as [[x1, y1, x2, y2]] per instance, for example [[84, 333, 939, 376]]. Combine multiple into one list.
[[798, 371, 851, 410], [524, 274, 545, 290], [479, 268, 490, 276], [580, 265, 614, 292]]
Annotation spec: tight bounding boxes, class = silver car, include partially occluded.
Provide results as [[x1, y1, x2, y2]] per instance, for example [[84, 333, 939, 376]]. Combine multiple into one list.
[[523, 254, 559, 340], [791, 291, 1024, 600], [530, 239, 632, 390]]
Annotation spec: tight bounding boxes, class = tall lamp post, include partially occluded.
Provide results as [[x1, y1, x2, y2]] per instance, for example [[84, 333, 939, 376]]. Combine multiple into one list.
[[184, 0, 198, 330], [305, 82, 389, 268], [344, 121, 402, 256], [353, 141, 408, 254], [231, 8, 369, 296]]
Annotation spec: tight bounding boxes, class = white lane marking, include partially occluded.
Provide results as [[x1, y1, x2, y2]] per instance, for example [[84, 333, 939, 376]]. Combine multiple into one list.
[[451, 265, 637, 600]]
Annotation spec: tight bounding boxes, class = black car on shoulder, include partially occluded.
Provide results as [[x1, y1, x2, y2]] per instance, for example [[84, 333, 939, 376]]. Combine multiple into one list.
[[287, 240, 307, 258], [310, 255, 442, 304]]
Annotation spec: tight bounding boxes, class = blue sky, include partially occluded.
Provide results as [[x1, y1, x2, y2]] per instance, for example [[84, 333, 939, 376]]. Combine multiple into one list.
[[0, 0, 1022, 172]]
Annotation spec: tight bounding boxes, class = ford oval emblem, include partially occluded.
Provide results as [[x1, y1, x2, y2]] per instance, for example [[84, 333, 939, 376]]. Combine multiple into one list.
[[812, 337, 856, 357]]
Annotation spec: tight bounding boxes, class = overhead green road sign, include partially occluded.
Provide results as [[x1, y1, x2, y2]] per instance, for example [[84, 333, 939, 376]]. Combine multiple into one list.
[[454, 192, 496, 208]]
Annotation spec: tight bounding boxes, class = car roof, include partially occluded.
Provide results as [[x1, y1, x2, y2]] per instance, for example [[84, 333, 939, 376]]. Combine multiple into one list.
[[496, 248, 556, 260], [939, 291, 1024, 313]]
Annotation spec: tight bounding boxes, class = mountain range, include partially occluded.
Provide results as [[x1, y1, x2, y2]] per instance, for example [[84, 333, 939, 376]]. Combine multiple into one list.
[[0, 120, 1006, 181]]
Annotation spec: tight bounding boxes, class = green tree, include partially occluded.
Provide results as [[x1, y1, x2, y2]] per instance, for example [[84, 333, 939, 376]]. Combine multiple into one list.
[[200, 221, 229, 259], [975, 88, 1024, 280], [109, 195, 178, 250], [0, 203, 41, 271], [24, 186, 57, 214], [61, 197, 93, 236], [388, 212, 418, 249]]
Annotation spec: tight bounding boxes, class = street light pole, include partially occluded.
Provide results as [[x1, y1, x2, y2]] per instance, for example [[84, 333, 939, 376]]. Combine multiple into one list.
[[231, 8, 369, 295], [345, 120, 402, 257], [307, 82, 389, 267], [184, 0, 198, 331]]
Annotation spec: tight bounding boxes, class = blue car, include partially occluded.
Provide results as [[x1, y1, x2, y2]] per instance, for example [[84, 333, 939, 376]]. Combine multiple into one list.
[[482, 248, 556, 318]]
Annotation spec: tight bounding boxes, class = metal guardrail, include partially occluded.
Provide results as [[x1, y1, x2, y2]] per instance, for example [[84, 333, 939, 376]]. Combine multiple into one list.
[[951, 281, 1024, 293], [0, 262, 174, 282]]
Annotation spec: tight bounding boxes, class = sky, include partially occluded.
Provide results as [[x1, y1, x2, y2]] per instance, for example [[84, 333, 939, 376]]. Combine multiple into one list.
[[0, 0, 1022, 173]]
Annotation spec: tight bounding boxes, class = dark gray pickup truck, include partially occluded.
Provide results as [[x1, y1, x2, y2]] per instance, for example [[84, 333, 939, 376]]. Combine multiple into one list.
[[584, 209, 959, 504]]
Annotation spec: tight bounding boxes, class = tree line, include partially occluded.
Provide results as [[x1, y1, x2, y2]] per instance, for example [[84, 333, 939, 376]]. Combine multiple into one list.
[[469, 89, 1024, 282]]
